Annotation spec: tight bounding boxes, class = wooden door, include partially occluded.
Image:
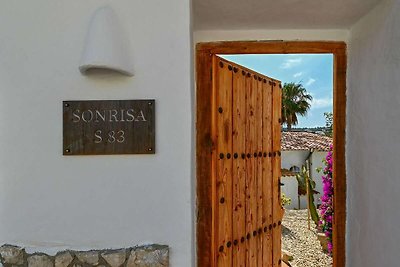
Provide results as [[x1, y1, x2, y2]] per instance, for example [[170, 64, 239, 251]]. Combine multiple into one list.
[[212, 56, 283, 267]]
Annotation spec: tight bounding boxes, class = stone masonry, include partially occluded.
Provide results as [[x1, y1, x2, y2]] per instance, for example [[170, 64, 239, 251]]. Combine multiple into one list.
[[0, 244, 168, 267]]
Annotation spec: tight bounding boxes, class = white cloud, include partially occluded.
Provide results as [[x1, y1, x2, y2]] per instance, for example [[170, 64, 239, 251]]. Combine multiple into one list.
[[280, 58, 302, 69], [305, 78, 316, 86], [311, 97, 333, 109], [293, 72, 303, 78]]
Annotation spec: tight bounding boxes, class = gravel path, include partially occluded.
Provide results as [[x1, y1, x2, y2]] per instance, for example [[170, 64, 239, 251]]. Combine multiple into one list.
[[282, 209, 332, 267]]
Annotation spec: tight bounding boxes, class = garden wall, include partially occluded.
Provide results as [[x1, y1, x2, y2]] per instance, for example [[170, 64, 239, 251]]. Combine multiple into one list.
[[281, 151, 327, 210]]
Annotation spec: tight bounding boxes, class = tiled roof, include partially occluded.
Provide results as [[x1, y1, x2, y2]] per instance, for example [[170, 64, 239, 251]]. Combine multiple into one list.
[[281, 131, 332, 151]]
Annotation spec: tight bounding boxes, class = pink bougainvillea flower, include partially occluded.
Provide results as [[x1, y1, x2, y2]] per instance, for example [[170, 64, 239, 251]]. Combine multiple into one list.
[[319, 144, 333, 255]]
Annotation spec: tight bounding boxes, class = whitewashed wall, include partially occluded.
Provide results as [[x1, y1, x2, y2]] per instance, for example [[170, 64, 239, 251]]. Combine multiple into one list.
[[347, 0, 400, 266], [311, 151, 327, 207], [281, 151, 309, 170], [281, 151, 326, 210], [194, 29, 349, 43], [281, 151, 307, 209], [0, 1, 193, 266]]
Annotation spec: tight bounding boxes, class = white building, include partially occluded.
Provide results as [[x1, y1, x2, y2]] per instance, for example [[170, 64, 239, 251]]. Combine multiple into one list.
[[0, 0, 398, 266], [280, 131, 332, 210]]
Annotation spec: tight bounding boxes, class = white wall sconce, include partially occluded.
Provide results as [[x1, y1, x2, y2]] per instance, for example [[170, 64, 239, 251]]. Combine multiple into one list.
[[79, 6, 134, 76]]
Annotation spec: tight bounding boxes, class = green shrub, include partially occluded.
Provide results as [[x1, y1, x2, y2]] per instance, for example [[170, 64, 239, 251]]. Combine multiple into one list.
[[281, 193, 292, 207]]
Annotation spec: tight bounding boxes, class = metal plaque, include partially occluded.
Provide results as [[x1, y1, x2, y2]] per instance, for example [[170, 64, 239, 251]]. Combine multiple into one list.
[[63, 100, 155, 155]]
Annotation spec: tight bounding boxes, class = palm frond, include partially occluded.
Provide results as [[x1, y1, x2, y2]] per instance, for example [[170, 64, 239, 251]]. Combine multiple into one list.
[[281, 82, 313, 130]]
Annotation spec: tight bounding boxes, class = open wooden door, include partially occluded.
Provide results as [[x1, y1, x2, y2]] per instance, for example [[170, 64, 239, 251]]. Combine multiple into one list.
[[197, 41, 346, 267], [211, 56, 284, 267]]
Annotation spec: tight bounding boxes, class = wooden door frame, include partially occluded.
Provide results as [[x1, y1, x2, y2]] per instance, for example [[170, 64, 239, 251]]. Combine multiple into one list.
[[196, 41, 346, 267]]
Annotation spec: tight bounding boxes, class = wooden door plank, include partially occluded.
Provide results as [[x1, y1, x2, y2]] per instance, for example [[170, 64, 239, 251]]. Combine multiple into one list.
[[245, 72, 257, 267], [215, 57, 233, 267], [232, 67, 247, 267], [262, 79, 274, 267], [254, 75, 264, 267], [196, 50, 215, 267], [272, 81, 283, 267]]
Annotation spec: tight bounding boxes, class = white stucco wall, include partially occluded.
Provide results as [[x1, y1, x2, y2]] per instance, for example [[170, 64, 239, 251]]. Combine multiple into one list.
[[281, 151, 309, 170], [311, 151, 327, 207], [194, 29, 349, 44], [348, 0, 400, 266], [281, 151, 307, 209], [0, 1, 193, 266], [281, 151, 326, 210]]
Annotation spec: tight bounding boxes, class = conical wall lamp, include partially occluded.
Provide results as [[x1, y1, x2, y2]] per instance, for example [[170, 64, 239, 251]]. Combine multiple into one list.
[[79, 6, 134, 76]]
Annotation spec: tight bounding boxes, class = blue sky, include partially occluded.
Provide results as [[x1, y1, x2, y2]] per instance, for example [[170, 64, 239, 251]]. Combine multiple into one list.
[[220, 54, 333, 128]]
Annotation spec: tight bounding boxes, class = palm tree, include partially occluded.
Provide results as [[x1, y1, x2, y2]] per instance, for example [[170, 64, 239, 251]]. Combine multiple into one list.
[[281, 82, 313, 131]]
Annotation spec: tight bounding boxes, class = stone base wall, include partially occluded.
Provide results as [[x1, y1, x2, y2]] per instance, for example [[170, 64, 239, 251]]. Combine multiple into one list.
[[0, 244, 168, 267]]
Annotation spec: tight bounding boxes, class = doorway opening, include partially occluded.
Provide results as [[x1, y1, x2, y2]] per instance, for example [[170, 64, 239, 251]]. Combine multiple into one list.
[[196, 42, 346, 267]]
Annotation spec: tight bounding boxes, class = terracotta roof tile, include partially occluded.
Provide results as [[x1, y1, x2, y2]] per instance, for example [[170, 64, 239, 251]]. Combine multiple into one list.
[[281, 131, 332, 151]]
